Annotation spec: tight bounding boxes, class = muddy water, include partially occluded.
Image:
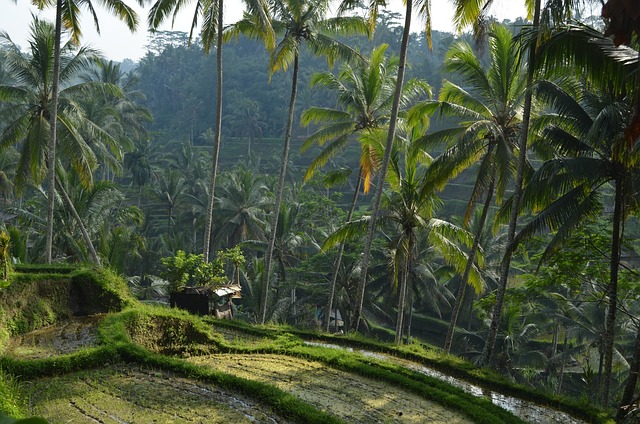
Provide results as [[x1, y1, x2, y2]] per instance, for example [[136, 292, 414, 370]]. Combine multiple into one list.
[[4, 315, 103, 358], [304, 341, 586, 424]]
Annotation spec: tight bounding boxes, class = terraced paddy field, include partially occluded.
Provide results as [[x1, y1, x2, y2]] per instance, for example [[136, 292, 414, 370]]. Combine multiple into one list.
[[4, 315, 102, 359], [1, 311, 607, 424], [25, 365, 286, 423], [188, 353, 473, 423]]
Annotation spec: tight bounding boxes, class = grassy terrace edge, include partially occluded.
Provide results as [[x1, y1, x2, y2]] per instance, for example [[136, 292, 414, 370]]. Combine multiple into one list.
[[208, 318, 614, 424]]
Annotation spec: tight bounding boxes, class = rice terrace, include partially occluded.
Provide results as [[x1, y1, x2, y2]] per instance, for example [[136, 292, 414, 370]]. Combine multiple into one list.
[[0, 266, 611, 423]]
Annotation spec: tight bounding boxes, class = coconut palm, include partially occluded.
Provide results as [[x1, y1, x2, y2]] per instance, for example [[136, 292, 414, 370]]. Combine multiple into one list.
[[325, 135, 480, 343], [213, 166, 270, 248], [301, 43, 431, 332], [452, 0, 591, 369], [225, 98, 266, 155], [33, 0, 139, 264], [149, 0, 274, 263], [233, 0, 368, 324], [0, 18, 121, 264], [79, 59, 151, 182], [510, 76, 640, 404], [418, 24, 527, 353], [339, 0, 435, 332]]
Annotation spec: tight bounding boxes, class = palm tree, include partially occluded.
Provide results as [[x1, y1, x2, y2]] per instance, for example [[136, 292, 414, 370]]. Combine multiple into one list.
[[245, 201, 321, 323], [149, 0, 274, 263], [453, 0, 590, 369], [300, 43, 431, 332], [511, 77, 640, 404], [341, 0, 435, 332], [33, 0, 139, 264], [0, 19, 116, 265], [449, 0, 542, 368], [79, 59, 151, 182], [213, 166, 270, 248], [418, 24, 527, 353], [234, 0, 368, 324], [225, 98, 266, 155], [325, 135, 479, 343]]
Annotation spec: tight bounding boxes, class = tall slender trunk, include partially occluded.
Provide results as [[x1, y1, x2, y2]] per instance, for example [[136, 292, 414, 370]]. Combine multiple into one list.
[[557, 330, 568, 395], [405, 290, 414, 343], [479, 0, 541, 367], [354, 0, 412, 332], [55, 178, 100, 266], [603, 174, 624, 405], [260, 53, 299, 324], [203, 0, 224, 262], [444, 177, 494, 353], [325, 170, 362, 332], [45, 0, 63, 263], [395, 235, 411, 344]]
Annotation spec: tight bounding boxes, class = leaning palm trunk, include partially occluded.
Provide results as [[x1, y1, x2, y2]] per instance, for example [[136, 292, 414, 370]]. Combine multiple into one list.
[[203, 0, 224, 262], [444, 178, 494, 353], [354, 0, 412, 332], [45, 0, 63, 264], [479, 0, 541, 367], [259, 53, 299, 324], [55, 179, 100, 266], [325, 170, 363, 332], [603, 175, 624, 405]]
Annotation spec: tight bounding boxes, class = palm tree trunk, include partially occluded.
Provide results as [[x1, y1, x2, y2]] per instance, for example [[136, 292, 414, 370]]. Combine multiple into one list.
[[203, 0, 224, 262], [45, 0, 63, 264], [260, 53, 299, 324], [557, 330, 568, 395], [603, 175, 624, 405], [479, 0, 541, 367], [55, 178, 100, 266], [405, 289, 414, 344], [617, 320, 640, 420], [444, 178, 494, 353], [325, 170, 362, 332], [395, 238, 411, 344], [354, 0, 412, 332]]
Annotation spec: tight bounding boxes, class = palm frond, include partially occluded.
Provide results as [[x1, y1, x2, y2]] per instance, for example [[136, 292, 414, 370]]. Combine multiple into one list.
[[322, 215, 370, 251]]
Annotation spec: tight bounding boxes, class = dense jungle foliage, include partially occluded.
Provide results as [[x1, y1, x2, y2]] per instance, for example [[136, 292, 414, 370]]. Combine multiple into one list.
[[2, 0, 640, 420]]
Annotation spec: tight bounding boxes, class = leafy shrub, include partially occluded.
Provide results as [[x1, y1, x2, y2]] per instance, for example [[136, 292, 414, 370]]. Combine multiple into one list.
[[160, 251, 226, 292]]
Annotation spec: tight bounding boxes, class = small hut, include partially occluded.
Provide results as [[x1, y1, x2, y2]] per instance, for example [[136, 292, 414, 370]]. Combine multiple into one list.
[[169, 284, 241, 318], [317, 308, 344, 333]]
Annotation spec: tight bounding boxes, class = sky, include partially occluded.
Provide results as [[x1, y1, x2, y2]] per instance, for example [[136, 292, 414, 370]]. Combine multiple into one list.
[[0, 0, 528, 62]]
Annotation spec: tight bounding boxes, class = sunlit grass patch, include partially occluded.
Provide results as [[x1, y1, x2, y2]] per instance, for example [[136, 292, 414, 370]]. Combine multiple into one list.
[[189, 353, 474, 424]]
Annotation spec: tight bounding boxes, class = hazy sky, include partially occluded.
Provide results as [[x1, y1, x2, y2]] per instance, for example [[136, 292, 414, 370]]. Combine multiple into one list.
[[0, 0, 528, 62]]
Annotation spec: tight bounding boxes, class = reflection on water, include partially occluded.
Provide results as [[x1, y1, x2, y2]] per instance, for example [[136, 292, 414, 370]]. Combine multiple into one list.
[[304, 341, 585, 424]]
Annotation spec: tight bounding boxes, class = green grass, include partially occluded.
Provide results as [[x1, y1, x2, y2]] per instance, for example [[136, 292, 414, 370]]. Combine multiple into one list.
[[207, 318, 615, 424]]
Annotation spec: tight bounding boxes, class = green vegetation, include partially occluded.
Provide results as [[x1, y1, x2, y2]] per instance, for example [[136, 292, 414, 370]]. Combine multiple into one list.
[[0, 267, 599, 423], [2, 0, 640, 421]]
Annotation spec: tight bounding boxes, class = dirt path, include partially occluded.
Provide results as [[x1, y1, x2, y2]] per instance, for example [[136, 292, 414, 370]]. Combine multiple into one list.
[[188, 353, 474, 424], [27, 365, 287, 423]]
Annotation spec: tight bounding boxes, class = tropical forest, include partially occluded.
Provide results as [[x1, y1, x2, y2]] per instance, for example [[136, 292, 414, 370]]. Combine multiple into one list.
[[1, 0, 639, 422]]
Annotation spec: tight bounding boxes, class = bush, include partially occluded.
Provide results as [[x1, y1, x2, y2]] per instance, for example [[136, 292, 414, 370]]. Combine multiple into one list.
[[160, 251, 226, 292]]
